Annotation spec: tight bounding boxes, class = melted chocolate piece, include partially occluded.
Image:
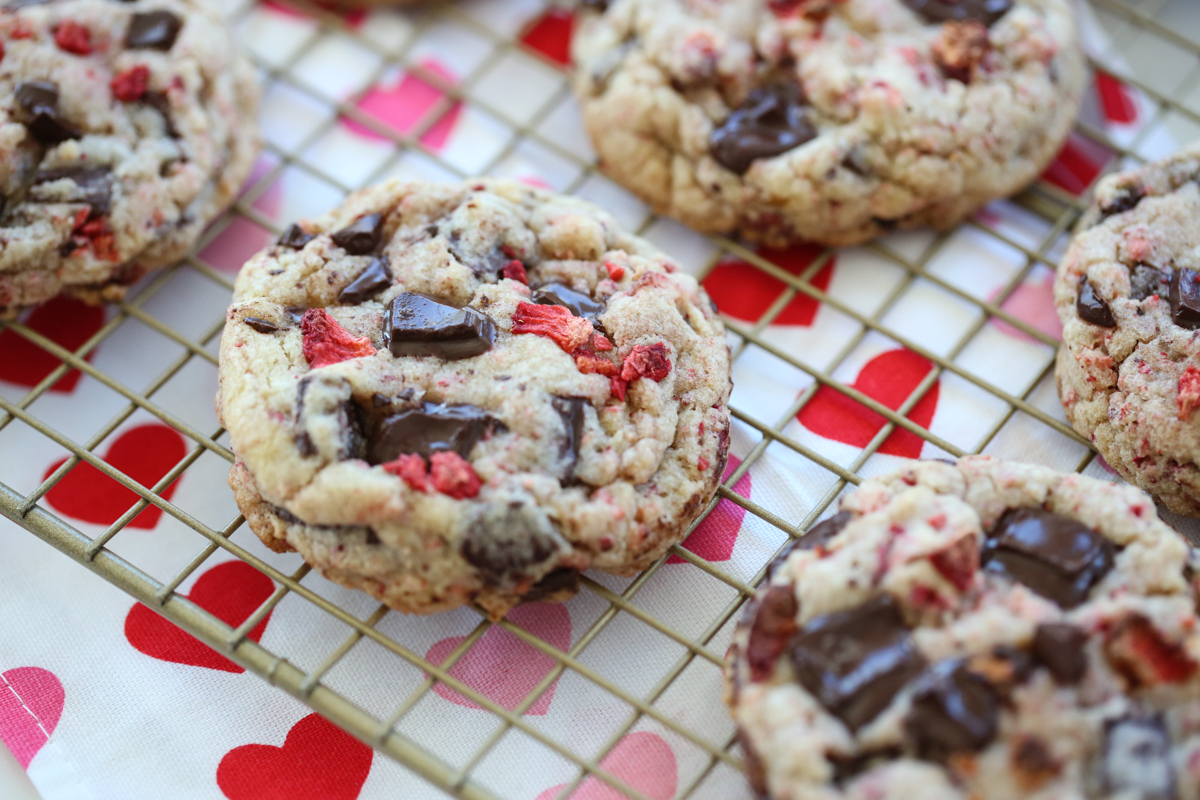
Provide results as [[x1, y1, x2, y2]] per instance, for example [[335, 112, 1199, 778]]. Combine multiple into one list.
[[523, 567, 580, 602], [1031, 623, 1088, 684], [243, 316, 278, 334], [461, 502, 565, 581], [550, 396, 587, 481], [271, 504, 378, 541], [1100, 714, 1178, 800], [905, 660, 999, 760], [366, 401, 496, 464], [710, 82, 816, 175], [1130, 264, 1168, 301], [278, 223, 315, 249], [294, 376, 364, 461], [15, 81, 81, 144], [1077, 281, 1116, 327], [789, 595, 925, 731], [338, 257, 392, 304], [901, 0, 1013, 26], [982, 507, 1115, 609], [449, 240, 510, 277], [1169, 268, 1200, 330], [31, 164, 112, 215], [385, 292, 495, 360], [828, 748, 904, 785], [140, 91, 178, 138], [744, 584, 798, 682], [534, 284, 605, 324], [126, 11, 182, 50], [332, 213, 384, 255], [765, 511, 852, 579], [1098, 186, 1145, 222]]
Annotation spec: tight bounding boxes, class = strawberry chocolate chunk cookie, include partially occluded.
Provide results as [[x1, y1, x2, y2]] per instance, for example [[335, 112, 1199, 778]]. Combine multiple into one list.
[[217, 179, 732, 618], [726, 456, 1200, 800]]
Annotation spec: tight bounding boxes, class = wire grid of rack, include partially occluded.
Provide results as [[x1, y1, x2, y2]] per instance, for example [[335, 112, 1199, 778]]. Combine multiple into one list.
[[2, 0, 1199, 797]]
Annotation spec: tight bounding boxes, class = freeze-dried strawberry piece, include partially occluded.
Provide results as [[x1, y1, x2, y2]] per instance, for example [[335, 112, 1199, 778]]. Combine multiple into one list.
[[430, 451, 481, 499], [54, 21, 92, 55], [929, 536, 978, 591], [111, 65, 150, 102], [300, 308, 376, 368], [70, 212, 119, 261], [605, 261, 625, 281], [1178, 366, 1200, 421], [501, 260, 528, 284], [1105, 614, 1197, 687], [620, 342, 671, 382], [512, 301, 593, 352], [383, 453, 428, 492], [745, 585, 798, 682], [573, 333, 618, 376], [933, 20, 989, 83]]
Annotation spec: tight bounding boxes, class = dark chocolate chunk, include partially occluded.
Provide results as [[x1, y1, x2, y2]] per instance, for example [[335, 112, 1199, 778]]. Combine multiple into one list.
[[366, 401, 497, 464], [1077, 280, 1116, 327], [461, 502, 566, 582], [294, 375, 364, 461], [1031, 623, 1088, 684], [15, 81, 81, 144], [534, 283, 605, 325], [385, 292, 495, 360], [828, 748, 904, 785], [0, 196, 7, 220], [1011, 735, 1060, 787], [371, 393, 392, 408], [278, 223, 315, 249], [32, 165, 112, 215], [1169, 268, 1200, 330], [1100, 714, 1177, 800], [789, 594, 925, 731], [523, 567, 580, 602], [1098, 186, 1145, 222], [332, 213, 384, 255], [550, 396, 588, 481], [271, 504, 377, 541], [449, 240, 510, 278], [967, 645, 1034, 701], [243, 316, 278, 334], [285, 306, 306, 324], [1130, 264, 1168, 302], [710, 82, 816, 175], [338, 257, 392, 304], [140, 91, 178, 138], [744, 584, 798, 682], [842, 145, 870, 177], [905, 659, 999, 761], [901, 0, 1013, 26], [579, 0, 608, 10], [982, 507, 1115, 609], [126, 11, 182, 50], [765, 511, 852, 580]]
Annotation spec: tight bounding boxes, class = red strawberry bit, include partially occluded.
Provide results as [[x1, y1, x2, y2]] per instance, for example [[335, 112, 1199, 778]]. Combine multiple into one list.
[[300, 308, 376, 368], [620, 343, 671, 383], [605, 261, 625, 281], [11, 20, 34, 39], [745, 585, 798, 682], [0, 41, 6, 62], [610, 377, 628, 401], [383, 453, 428, 492], [1105, 614, 1197, 687], [501, 259, 528, 284], [929, 536, 978, 592], [698, 456, 710, 471], [910, 584, 949, 610], [70, 212, 118, 261], [511, 301, 593, 352], [429, 452, 481, 499], [111, 65, 150, 102], [1178, 366, 1200, 421], [54, 21, 92, 55], [933, 20, 989, 83]]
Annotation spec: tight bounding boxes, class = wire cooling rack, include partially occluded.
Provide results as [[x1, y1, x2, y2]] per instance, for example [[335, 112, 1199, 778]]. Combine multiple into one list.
[[3, 0, 1200, 798]]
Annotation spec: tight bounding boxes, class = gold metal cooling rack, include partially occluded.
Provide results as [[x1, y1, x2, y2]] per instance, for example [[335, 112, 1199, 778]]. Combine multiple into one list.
[[3, 0, 1199, 797]]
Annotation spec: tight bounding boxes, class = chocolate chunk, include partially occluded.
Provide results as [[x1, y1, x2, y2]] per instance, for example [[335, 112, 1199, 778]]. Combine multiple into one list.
[[449, 240, 510, 278], [523, 567, 580, 602], [15, 81, 81, 144], [905, 660, 999, 761], [1131, 264, 1168, 301], [294, 375, 364, 461], [32, 165, 112, 215], [580, 0, 608, 10], [243, 316, 278, 334], [744, 584, 798, 682], [842, 145, 870, 176], [332, 213, 384, 255], [828, 747, 904, 785], [789, 595, 925, 731], [140, 91, 178, 138], [1010, 735, 1061, 789], [366, 401, 497, 464], [385, 292, 495, 360], [966, 645, 1034, 701], [1098, 186, 1145, 222], [901, 0, 1013, 26], [1077, 280, 1116, 327], [766, 511, 852, 579], [1169, 268, 1200, 330], [338, 257, 392, 304], [534, 283, 605, 325], [982, 507, 1115, 609], [550, 396, 588, 481], [1031, 623, 1088, 684], [126, 11, 182, 50], [710, 82, 816, 175], [285, 306, 306, 324], [271, 504, 377, 540], [278, 223, 315, 249], [1100, 714, 1177, 800], [371, 393, 392, 408], [461, 502, 566, 582]]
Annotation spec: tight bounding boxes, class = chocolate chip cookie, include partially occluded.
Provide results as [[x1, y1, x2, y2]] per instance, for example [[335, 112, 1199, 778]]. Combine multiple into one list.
[[1055, 144, 1200, 518], [0, 0, 260, 316], [726, 456, 1200, 800], [571, 0, 1083, 247], [217, 179, 732, 619]]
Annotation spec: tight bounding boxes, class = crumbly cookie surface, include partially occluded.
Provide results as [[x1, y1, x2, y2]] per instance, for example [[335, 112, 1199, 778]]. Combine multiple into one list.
[[1055, 144, 1200, 517], [0, 0, 259, 316], [726, 456, 1200, 800], [571, 0, 1084, 247], [217, 178, 732, 619]]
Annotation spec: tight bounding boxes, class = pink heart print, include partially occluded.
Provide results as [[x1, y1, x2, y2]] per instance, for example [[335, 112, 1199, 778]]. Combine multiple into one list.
[[0, 667, 65, 770], [988, 273, 1062, 343], [535, 732, 677, 800], [198, 157, 286, 274], [668, 453, 752, 563], [426, 603, 571, 715], [343, 59, 463, 151]]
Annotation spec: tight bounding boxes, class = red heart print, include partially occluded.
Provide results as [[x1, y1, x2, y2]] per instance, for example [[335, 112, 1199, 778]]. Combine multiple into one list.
[[426, 603, 571, 715], [1041, 131, 1112, 196], [535, 732, 677, 800], [797, 349, 939, 459], [343, 59, 463, 152], [217, 713, 373, 800], [0, 667, 64, 770], [1095, 72, 1138, 125], [0, 296, 105, 393], [125, 560, 275, 673], [520, 8, 575, 68], [43, 423, 188, 529], [988, 272, 1061, 343], [668, 453, 751, 563], [703, 244, 834, 326]]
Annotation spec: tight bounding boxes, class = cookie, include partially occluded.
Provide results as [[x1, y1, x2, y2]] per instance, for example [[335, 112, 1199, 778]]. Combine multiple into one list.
[[726, 456, 1200, 800], [0, 0, 260, 316], [571, 0, 1084, 247], [1055, 144, 1200, 518], [217, 178, 733, 619]]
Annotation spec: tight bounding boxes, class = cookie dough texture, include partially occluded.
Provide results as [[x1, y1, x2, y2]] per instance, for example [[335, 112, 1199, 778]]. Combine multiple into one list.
[[217, 179, 732, 619], [726, 456, 1200, 800], [571, 0, 1084, 247], [1055, 144, 1200, 517], [0, 0, 259, 316]]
